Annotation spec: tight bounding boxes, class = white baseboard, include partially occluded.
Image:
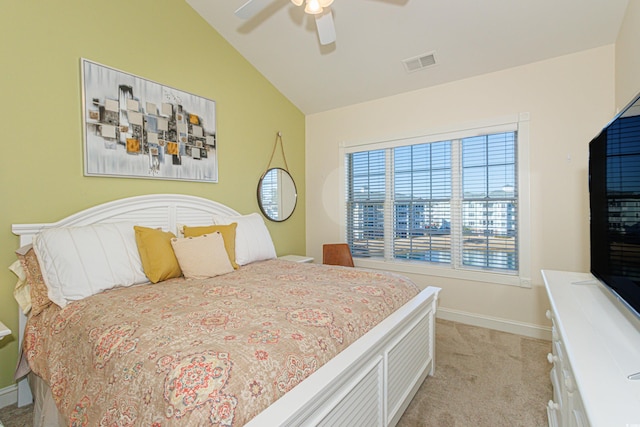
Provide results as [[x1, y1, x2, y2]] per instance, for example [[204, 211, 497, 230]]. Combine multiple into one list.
[[437, 307, 552, 340], [0, 384, 17, 409]]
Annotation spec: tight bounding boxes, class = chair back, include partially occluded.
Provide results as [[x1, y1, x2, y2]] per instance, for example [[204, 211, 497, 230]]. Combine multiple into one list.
[[322, 243, 355, 267]]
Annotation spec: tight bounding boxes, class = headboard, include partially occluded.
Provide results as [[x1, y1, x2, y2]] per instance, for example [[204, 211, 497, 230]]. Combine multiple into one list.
[[11, 193, 242, 406], [12, 193, 241, 246]]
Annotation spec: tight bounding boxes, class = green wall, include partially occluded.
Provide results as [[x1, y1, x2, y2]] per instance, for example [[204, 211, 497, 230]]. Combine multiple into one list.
[[0, 0, 305, 390]]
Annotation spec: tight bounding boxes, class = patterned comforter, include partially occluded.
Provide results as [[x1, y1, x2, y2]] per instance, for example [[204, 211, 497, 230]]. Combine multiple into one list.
[[23, 259, 419, 426]]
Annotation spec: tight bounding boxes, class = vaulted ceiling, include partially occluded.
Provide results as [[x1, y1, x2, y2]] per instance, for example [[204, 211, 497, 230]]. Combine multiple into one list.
[[187, 0, 628, 114]]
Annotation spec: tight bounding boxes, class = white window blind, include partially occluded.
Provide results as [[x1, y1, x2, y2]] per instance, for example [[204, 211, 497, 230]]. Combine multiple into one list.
[[345, 125, 520, 276], [393, 141, 452, 264], [461, 133, 518, 271], [346, 149, 386, 258]]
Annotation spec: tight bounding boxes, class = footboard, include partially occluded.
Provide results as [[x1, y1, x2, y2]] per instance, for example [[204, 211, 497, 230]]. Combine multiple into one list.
[[245, 286, 440, 427]]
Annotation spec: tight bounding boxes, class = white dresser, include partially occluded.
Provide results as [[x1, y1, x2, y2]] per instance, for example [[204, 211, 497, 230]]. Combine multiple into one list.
[[542, 270, 640, 427]]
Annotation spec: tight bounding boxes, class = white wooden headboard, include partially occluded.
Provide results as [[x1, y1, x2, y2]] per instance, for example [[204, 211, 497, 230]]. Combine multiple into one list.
[[11, 193, 242, 406], [12, 193, 241, 246]]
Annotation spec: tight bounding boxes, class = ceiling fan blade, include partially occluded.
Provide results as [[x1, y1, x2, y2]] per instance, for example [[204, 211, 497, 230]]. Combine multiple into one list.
[[234, 0, 274, 20], [315, 9, 336, 45]]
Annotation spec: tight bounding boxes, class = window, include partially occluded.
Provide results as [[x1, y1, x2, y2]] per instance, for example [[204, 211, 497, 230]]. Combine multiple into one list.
[[461, 133, 517, 271], [343, 115, 530, 286]]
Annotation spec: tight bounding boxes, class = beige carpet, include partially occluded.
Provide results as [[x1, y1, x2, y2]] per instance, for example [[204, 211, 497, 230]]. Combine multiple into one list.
[[0, 319, 552, 427], [398, 319, 552, 426]]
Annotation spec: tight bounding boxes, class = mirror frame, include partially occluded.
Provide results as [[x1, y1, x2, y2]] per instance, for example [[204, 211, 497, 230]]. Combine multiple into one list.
[[257, 167, 298, 222]]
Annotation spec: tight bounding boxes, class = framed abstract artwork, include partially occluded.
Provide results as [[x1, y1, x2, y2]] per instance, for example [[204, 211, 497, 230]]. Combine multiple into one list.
[[81, 58, 217, 182]]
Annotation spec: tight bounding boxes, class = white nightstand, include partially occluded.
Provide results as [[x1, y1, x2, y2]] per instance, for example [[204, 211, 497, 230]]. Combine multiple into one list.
[[279, 255, 314, 263], [0, 321, 10, 340]]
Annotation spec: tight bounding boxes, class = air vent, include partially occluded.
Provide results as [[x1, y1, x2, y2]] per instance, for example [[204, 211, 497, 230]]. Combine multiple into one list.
[[402, 52, 437, 73]]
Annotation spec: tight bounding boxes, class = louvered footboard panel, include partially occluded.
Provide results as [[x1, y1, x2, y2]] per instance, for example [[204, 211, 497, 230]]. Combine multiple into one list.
[[316, 357, 384, 427], [387, 308, 433, 423]]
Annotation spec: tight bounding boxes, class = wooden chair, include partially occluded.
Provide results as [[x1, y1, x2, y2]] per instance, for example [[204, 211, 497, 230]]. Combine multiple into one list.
[[322, 243, 354, 267]]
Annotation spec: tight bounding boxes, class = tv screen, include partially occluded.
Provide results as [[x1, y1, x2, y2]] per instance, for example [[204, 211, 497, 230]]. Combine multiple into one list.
[[589, 94, 640, 319]]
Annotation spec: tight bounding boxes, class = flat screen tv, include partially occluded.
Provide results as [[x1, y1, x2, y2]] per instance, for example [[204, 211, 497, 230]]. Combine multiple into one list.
[[589, 93, 640, 319]]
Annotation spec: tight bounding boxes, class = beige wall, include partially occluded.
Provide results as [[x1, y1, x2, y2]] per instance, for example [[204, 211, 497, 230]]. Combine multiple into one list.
[[305, 46, 616, 334], [0, 0, 305, 391], [616, 1, 640, 109]]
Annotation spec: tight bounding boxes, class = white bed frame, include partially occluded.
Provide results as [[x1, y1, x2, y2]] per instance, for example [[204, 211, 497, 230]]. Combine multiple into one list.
[[12, 194, 440, 426]]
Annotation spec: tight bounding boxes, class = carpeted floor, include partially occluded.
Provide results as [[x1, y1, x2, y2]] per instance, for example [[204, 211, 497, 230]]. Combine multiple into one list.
[[397, 319, 552, 426], [0, 319, 552, 427], [0, 401, 31, 427]]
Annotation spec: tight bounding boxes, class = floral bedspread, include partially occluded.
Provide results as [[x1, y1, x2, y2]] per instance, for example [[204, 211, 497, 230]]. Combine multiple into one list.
[[23, 259, 419, 426]]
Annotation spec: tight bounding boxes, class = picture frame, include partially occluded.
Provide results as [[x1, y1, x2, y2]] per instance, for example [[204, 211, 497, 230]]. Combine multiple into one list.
[[81, 58, 217, 182]]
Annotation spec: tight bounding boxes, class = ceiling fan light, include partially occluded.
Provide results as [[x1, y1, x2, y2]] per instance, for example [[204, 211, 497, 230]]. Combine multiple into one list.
[[318, 0, 333, 7], [304, 0, 323, 14], [291, 0, 304, 6]]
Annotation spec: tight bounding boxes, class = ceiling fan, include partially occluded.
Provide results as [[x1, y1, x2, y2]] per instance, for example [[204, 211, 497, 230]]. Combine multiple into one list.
[[235, 0, 337, 46]]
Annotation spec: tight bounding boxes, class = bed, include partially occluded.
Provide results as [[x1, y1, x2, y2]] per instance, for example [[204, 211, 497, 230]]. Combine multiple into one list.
[[12, 194, 440, 426]]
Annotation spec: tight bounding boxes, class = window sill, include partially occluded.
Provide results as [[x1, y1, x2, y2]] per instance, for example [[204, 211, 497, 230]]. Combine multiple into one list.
[[353, 258, 531, 288]]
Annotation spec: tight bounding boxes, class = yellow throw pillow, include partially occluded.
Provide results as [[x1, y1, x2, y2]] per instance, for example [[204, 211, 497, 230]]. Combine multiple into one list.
[[134, 226, 182, 283], [183, 223, 239, 269], [170, 233, 234, 279]]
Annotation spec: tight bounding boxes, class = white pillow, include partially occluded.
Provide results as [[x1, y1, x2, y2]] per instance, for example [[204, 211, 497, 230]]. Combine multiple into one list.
[[211, 213, 276, 265], [33, 222, 148, 308], [171, 232, 234, 279]]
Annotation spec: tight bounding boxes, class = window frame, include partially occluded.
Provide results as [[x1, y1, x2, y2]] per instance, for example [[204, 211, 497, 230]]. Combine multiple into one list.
[[339, 113, 531, 288]]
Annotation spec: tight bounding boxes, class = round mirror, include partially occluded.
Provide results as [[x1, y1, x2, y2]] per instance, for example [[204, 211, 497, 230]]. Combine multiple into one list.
[[258, 168, 297, 222]]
